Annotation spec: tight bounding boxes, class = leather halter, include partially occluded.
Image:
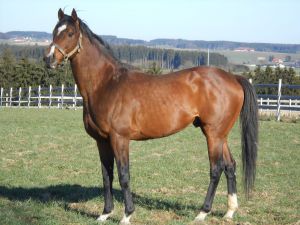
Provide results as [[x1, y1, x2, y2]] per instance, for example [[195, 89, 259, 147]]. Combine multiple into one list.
[[52, 32, 83, 62]]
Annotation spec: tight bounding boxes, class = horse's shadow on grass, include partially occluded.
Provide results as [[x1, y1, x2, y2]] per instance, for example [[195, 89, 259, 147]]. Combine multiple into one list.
[[0, 184, 206, 218]]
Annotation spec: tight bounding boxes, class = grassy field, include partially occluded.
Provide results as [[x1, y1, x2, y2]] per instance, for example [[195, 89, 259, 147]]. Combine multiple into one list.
[[213, 50, 300, 65], [0, 109, 299, 225]]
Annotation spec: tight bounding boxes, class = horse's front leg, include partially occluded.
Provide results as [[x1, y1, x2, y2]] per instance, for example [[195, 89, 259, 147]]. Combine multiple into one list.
[[110, 132, 134, 224], [96, 138, 115, 222]]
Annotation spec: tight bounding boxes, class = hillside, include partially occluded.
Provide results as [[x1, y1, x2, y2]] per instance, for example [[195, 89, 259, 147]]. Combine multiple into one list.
[[5, 31, 51, 40], [1, 31, 299, 53]]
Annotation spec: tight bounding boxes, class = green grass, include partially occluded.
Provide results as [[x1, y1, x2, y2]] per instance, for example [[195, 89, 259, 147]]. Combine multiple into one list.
[[213, 50, 300, 67], [0, 109, 299, 225]]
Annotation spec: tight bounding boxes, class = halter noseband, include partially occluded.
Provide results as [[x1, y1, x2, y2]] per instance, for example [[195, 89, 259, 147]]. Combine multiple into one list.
[[52, 32, 83, 62]]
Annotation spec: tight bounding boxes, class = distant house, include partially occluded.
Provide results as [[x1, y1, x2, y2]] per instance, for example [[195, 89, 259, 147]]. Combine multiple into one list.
[[257, 57, 266, 63], [234, 47, 255, 52], [272, 57, 284, 64], [13, 38, 25, 42]]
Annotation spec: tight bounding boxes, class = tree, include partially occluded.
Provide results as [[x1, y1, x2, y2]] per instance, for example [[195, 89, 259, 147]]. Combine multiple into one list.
[[0, 49, 75, 89], [0, 48, 16, 88], [0, 44, 230, 89], [244, 66, 300, 95], [146, 62, 162, 75], [172, 52, 181, 69]]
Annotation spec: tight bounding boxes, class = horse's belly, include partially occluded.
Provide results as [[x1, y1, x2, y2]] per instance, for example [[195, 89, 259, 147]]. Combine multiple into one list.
[[132, 110, 195, 140]]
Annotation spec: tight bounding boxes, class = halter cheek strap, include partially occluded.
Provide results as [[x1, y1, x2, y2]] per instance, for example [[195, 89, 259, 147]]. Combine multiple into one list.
[[52, 32, 83, 62]]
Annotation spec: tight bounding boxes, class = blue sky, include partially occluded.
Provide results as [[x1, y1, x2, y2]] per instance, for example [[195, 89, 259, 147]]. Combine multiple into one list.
[[0, 0, 299, 44]]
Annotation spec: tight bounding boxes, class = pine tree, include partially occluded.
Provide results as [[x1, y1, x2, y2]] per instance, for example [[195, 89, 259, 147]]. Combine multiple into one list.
[[0, 48, 16, 88], [146, 62, 162, 75]]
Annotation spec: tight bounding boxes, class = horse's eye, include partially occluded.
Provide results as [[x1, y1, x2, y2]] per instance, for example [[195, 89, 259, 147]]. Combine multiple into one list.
[[68, 32, 74, 37]]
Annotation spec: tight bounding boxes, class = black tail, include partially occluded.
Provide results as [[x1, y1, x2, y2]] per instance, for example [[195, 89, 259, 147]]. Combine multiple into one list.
[[236, 76, 258, 198]]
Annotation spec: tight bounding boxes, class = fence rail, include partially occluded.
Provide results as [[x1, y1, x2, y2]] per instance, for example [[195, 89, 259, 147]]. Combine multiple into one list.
[[1, 79, 300, 120], [0, 84, 82, 109], [250, 79, 300, 120]]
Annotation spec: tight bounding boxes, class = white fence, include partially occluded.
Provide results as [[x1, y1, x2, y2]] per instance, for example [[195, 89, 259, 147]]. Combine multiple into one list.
[[0, 84, 82, 109], [1, 79, 300, 120], [251, 79, 300, 120]]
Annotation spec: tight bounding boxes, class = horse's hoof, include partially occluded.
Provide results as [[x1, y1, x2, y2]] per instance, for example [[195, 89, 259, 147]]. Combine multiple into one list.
[[120, 214, 132, 224], [223, 211, 234, 220], [194, 211, 208, 222], [97, 211, 113, 222]]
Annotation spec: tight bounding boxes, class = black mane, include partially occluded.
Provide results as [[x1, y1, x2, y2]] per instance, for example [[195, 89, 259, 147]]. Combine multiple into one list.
[[54, 15, 132, 68], [77, 18, 115, 57]]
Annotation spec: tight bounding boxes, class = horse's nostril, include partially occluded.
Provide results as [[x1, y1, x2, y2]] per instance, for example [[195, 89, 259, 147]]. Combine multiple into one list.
[[44, 56, 50, 64], [43, 56, 53, 69]]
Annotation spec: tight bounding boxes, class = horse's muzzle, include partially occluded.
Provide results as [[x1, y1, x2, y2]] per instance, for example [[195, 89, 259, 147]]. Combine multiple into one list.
[[44, 55, 58, 69]]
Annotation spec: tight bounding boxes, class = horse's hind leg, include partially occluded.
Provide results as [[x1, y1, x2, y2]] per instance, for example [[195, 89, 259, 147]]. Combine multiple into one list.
[[195, 134, 224, 221], [223, 141, 238, 219], [195, 131, 239, 222]]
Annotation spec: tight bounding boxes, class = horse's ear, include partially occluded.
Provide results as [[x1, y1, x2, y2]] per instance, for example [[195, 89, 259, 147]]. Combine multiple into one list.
[[58, 8, 64, 21], [71, 8, 78, 21]]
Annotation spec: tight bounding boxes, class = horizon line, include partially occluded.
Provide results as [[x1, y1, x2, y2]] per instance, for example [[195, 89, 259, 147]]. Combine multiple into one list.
[[1, 30, 300, 45]]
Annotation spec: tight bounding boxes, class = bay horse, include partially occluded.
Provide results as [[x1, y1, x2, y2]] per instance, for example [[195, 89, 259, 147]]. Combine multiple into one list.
[[44, 9, 258, 224]]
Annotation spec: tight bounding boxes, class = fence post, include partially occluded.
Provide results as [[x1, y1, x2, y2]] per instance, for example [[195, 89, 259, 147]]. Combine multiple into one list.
[[28, 86, 31, 108], [289, 99, 292, 117], [5, 93, 8, 107], [74, 84, 77, 109], [9, 87, 12, 107], [38, 85, 41, 108], [0, 87, 3, 107], [276, 79, 282, 121], [61, 84, 64, 109], [260, 97, 263, 113], [49, 85, 52, 108], [18, 87, 22, 107]]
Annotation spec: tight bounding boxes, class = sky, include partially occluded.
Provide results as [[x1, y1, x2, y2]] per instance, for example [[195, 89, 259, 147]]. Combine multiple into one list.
[[0, 0, 299, 44]]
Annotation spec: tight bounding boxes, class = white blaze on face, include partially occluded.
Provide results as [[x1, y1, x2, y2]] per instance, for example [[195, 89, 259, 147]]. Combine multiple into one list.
[[47, 45, 55, 58], [57, 24, 67, 36], [47, 24, 67, 58]]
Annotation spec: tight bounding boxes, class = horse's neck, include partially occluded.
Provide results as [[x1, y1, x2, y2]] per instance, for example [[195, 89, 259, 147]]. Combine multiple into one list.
[[70, 37, 117, 102]]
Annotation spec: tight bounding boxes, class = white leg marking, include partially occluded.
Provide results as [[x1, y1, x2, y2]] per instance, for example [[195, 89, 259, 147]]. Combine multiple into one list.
[[96, 211, 113, 222], [224, 193, 238, 219], [120, 214, 131, 224], [47, 45, 55, 57], [57, 24, 67, 36], [194, 211, 208, 221]]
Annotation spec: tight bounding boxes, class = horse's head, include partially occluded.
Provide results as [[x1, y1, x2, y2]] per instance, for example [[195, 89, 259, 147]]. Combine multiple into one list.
[[44, 8, 83, 69]]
